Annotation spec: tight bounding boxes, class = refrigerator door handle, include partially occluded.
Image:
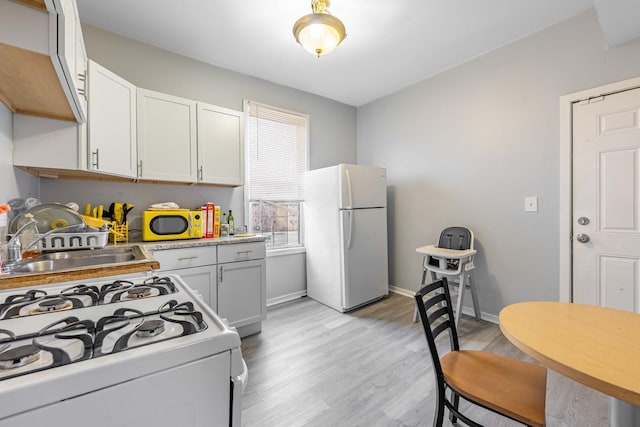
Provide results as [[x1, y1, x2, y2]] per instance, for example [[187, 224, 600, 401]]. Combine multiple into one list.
[[345, 168, 353, 209], [347, 210, 353, 249]]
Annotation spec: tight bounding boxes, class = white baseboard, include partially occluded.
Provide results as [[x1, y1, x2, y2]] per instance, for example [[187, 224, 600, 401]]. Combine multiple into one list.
[[389, 286, 499, 325], [267, 290, 307, 307], [461, 307, 498, 324], [389, 285, 414, 298]]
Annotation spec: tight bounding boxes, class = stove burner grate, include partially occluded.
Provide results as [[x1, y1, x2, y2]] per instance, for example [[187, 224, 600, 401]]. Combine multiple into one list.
[[99, 277, 177, 304], [126, 287, 152, 299], [0, 344, 41, 369], [0, 290, 47, 319], [0, 285, 100, 320], [37, 298, 71, 313], [136, 320, 165, 338], [2, 289, 47, 305], [0, 276, 211, 380]]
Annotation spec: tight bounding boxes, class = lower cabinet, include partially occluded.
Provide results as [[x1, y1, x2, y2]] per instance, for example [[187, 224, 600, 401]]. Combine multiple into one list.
[[218, 259, 266, 333], [217, 242, 267, 337], [151, 241, 266, 338]]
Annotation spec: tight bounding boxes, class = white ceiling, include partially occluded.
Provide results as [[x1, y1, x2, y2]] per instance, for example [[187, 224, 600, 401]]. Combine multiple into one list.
[[76, 0, 605, 107]]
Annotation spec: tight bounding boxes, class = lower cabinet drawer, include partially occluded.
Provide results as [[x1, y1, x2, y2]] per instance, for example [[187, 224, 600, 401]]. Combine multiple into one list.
[[152, 246, 217, 270], [217, 242, 265, 264]]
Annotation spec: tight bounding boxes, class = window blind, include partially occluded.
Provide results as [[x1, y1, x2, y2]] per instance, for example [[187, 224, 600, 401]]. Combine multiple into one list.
[[246, 102, 308, 201]]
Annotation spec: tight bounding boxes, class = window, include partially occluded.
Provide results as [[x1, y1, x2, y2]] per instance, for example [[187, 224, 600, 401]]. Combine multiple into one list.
[[245, 101, 308, 248]]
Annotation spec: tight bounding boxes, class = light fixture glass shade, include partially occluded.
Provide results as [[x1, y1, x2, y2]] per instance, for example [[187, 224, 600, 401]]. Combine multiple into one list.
[[293, 11, 346, 57]]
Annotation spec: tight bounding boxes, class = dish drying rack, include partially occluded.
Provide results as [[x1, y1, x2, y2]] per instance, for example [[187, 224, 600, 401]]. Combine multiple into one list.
[[39, 221, 129, 249], [39, 228, 109, 251]]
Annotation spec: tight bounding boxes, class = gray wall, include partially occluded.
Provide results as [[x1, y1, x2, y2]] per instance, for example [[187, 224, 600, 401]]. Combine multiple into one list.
[[357, 9, 640, 317], [0, 103, 39, 208], [41, 24, 357, 232]]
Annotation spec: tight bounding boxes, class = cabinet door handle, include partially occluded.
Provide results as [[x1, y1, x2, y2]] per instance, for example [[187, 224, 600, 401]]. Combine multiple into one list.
[[92, 149, 99, 169], [138, 160, 143, 177], [199, 166, 203, 181], [177, 256, 198, 261], [219, 266, 223, 283], [77, 72, 87, 99], [237, 250, 252, 256]]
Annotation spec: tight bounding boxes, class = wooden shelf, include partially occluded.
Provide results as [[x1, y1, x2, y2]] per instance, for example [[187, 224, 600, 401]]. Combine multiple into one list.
[[15, 0, 47, 11]]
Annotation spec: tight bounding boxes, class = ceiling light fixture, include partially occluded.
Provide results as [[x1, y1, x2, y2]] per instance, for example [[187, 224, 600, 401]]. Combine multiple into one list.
[[293, 0, 346, 58]]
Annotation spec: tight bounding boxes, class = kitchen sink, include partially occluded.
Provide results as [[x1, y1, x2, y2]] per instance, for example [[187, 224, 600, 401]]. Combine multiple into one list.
[[9, 246, 147, 274]]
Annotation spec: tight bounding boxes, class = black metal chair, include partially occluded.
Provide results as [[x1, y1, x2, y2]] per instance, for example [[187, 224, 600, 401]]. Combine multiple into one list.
[[414, 278, 547, 427]]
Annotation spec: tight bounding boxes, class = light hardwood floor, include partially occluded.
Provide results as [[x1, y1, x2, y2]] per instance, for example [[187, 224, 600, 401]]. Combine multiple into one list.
[[240, 293, 608, 426]]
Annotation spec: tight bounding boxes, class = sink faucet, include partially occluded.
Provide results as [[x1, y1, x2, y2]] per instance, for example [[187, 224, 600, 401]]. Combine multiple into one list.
[[2, 218, 78, 273], [4, 217, 39, 268]]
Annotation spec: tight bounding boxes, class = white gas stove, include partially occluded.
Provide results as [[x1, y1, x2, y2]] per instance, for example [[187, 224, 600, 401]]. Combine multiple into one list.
[[0, 274, 246, 427]]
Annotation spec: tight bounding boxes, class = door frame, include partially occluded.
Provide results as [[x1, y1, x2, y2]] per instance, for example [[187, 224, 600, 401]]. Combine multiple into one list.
[[559, 76, 640, 302]]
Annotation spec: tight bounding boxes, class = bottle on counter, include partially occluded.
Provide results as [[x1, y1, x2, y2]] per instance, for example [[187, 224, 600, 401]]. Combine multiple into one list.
[[221, 213, 229, 237], [228, 210, 234, 236], [0, 207, 8, 269]]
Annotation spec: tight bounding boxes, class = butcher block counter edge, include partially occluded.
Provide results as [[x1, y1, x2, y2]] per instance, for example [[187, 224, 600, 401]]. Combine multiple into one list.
[[0, 258, 160, 290]]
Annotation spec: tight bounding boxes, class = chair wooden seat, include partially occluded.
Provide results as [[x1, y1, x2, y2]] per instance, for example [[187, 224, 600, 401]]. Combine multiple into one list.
[[414, 277, 547, 426], [442, 350, 547, 427]]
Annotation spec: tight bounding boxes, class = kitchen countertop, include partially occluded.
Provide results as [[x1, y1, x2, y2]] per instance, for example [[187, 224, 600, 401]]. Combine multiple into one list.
[[0, 235, 266, 290], [140, 234, 265, 251]]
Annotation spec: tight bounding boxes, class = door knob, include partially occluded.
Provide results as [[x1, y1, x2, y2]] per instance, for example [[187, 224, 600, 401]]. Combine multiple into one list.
[[577, 217, 590, 225], [576, 233, 590, 243]]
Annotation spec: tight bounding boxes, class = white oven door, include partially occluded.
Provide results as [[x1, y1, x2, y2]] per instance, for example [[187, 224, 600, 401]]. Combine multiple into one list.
[[0, 352, 232, 427]]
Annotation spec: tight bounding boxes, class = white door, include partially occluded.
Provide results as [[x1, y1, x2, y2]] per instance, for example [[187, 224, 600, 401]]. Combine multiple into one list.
[[573, 87, 640, 311], [340, 207, 389, 310]]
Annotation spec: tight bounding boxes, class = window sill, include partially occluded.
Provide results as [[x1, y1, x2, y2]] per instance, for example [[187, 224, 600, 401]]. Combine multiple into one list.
[[266, 246, 306, 258]]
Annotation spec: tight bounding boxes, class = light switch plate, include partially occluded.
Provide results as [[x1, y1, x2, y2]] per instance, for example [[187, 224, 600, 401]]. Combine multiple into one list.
[[525, 196, 538, 212]]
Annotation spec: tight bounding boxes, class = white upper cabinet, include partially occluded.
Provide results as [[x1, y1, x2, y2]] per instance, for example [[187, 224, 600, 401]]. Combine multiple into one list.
[[137, 89, 198, 182], [0, 0, 87, 122], [13, 60, 136, 177], [87, 60, 137, 178], [52, 0, 87, 122], [197, 103, 244, 186]]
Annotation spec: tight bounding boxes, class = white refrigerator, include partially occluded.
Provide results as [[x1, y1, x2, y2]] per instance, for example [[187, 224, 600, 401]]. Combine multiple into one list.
[[304, 164, 389, 312]]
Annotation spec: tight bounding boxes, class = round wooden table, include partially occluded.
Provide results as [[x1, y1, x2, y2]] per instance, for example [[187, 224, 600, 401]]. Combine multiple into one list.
[[500, 301, 640, 426]]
